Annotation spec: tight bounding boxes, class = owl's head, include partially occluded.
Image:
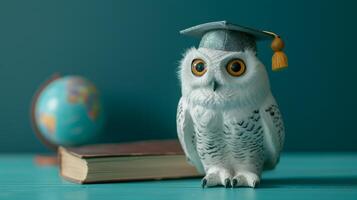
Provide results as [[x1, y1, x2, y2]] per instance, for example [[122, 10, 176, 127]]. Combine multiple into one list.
[[178, 47, 271, 108]]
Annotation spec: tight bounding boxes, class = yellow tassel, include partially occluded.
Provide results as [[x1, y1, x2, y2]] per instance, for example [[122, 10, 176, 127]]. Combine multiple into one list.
[[272, 51, 288, 71], [263, 31, 288, 71]]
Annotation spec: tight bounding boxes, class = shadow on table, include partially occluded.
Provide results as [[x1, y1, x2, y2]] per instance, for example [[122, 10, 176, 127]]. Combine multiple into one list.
[[260, 176, 357, 188]]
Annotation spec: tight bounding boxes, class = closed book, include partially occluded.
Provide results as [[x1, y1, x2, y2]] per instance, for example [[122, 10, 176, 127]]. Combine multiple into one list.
[[59, 140, 201, 184]]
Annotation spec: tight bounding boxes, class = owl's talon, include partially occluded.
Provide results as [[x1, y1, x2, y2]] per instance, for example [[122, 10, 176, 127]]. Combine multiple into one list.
[[233, 171, 260, 188], [250, 179, 260, 188], [224, 178, 231, 188], [232, 178, 238, 188], [251, 180, 257, 188], [202, 169, 232, 187], [201, 178, 207, 188]]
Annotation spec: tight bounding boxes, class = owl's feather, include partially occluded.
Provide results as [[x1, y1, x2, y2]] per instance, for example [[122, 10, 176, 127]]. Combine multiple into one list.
[[260, 94, 285, 169], [176, 97, 205, 174]]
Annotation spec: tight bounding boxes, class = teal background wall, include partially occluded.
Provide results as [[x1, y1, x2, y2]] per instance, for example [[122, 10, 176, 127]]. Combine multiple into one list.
[[0, 0, 356, 152]]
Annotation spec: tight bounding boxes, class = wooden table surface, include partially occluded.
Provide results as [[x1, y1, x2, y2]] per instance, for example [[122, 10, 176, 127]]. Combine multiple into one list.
[[0, 153, 356, 200]]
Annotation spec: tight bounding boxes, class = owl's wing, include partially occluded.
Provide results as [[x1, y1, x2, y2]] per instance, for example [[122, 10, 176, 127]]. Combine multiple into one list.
[[260, 94, 285, 169], [176, 97, 204, 174]]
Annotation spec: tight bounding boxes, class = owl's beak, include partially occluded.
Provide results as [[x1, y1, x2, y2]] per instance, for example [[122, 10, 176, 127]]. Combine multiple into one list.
[[212, 81, 219, 92]]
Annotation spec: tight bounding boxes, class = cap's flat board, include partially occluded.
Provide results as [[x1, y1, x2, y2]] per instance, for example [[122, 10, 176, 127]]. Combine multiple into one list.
[[180, 21, 273, 40]]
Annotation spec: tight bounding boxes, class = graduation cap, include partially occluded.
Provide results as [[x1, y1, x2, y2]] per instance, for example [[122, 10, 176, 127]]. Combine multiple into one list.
[[180, 21, 288, 71]]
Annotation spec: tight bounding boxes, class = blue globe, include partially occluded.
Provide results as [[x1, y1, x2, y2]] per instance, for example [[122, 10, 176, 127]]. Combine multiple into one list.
[[33, 76, 105, 147]]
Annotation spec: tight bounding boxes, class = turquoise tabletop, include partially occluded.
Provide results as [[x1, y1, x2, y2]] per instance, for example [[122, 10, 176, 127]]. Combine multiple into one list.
[[0, 153, 356, 200]]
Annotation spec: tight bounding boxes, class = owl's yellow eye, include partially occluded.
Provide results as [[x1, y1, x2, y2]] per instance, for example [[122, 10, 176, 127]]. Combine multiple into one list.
[[226, 59, 246, 77], [191, 59, 207, 77]]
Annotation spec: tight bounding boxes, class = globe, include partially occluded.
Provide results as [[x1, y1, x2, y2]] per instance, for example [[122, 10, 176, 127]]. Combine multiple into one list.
[[32, 75, 105, 147]]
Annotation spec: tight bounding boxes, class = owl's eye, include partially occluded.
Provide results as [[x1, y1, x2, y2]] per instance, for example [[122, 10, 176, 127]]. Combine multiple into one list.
[[191, 59, 207, 77], [226, 59, 246, 77]]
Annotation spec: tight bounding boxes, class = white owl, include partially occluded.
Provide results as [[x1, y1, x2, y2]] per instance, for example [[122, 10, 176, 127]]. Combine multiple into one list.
[[176, 21, 285, 188]]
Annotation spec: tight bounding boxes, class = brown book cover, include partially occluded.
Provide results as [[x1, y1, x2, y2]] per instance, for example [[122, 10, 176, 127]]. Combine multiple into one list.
[[59, 140, 201, 184], [64, 139, 184, 158]]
